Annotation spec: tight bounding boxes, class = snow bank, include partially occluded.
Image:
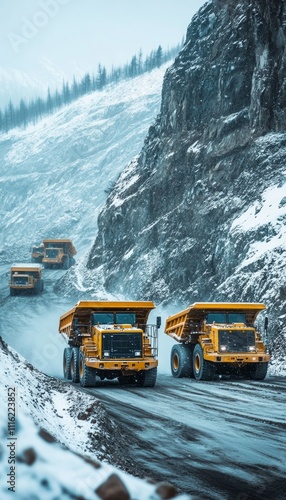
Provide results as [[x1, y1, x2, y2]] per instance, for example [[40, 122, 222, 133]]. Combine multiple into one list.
[[0, 337, 190, 499]]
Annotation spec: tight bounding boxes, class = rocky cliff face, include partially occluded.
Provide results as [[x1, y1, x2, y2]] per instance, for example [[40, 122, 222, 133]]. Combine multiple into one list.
[[87, 0, 286, 354]]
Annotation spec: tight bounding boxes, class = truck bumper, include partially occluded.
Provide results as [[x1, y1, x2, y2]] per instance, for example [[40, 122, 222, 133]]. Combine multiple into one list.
[[205, 353, 270, 363], [10, 286, 34, 290], [85, 358, 158, 371]]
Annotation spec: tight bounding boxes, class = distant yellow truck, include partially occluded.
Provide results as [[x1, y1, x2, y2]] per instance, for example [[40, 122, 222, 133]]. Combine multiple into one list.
[[165, 302, 270, 381], [9, 264, 44, 296], [59, 301, 160, 387], [42, 239, 76, 269]]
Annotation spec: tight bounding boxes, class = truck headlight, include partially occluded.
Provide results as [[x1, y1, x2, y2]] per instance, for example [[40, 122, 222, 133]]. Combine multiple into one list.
[[103, 351, 110, 357], [220, 346, 227, 351], [248, 346, 256, 352], [134, 351, 141, 356]]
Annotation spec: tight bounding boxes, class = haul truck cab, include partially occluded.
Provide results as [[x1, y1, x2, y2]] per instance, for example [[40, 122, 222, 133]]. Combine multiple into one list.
[[165, 302, 270, 381], [42, 239, 76, 269], [59, 301, 160, 388]]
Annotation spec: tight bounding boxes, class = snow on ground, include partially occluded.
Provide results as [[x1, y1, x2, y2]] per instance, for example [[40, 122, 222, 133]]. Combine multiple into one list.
[[0, 63, 169, 264], [0, 337, 190, 500]]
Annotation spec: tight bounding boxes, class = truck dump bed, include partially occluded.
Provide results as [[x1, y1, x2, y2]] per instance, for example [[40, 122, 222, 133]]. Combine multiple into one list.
[[59, 300, 156, 339], [43, 239, 77, 256], [11, 263, 42, 273], [165, 302, 266, 341]]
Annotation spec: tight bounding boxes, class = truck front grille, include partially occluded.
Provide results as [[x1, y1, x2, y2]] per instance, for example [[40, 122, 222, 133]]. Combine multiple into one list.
[[102, 333, 142, 359], [218, 330, 255, 353]]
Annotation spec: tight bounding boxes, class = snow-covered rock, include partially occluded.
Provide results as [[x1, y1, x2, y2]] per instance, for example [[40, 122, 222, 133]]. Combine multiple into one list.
[[85, 0, 286, 365], [0, 337, 189, 499]]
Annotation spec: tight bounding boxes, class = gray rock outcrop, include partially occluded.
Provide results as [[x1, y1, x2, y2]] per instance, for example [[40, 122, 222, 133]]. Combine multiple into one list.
[[87, 0, 286, 355]]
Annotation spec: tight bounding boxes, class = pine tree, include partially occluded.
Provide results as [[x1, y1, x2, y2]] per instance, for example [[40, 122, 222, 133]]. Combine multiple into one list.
[[72, 76, 79, 99], [156, 45, 163, 68], [46, 88, 53, 114], [62, 80, 71, 104], [54, 90, 62, 109], [19, 99, 28, 128], [138, 48, 143, 74], [9, 100, 16, 128]]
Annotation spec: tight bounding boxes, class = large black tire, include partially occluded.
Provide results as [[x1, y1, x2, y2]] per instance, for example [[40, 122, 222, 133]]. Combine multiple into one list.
[[70, 347, 80, 383], [63, 256, 70, 269], [79, 350, 97, 387], [63, 347, 72, 380], [171, 344, 193, 378], [193, 344, 217, 381], [34, 279, 44, 295], [135, 367, 157, 387], [249, 362, 268, 380], [10, 288, 17, 296], [118, 375, 135, 385]]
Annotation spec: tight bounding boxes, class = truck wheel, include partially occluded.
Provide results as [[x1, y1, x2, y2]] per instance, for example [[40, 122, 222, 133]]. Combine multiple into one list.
[[171, 344, 192, 378], [70, 347, 80, 383], [193, 344, 216, 381], [63, 347, 72, 380], [63, 257, 70, 269], [135, 367, 157, 387], [10, 288, 16, 296], [249, 362, 268, 380], [79, 351, 97, 387]]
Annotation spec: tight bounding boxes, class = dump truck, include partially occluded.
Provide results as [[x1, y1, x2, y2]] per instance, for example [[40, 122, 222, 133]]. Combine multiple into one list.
[[165, 302, 270, 381], [9, 263, 44, 296], [31, 244, 44, 263], [42, 239, 76, 269], [59, 301, 160, 388]]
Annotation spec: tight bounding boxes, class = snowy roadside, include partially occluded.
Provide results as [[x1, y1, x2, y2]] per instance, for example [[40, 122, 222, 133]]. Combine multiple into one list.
[[0, 337, 190, 499]]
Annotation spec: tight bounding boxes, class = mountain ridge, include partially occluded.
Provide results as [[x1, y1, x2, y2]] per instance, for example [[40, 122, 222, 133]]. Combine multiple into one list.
[[85, 0, 286, 362]]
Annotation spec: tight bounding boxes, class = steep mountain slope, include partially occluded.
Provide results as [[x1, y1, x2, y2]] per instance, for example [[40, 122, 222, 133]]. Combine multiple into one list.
[[86, 0, 286, 358], [0, 64, 168, 263]]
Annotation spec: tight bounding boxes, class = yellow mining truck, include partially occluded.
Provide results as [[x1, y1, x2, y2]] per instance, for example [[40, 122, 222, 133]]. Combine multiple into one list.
[[59, 301, 160, 388], [9, 264, 44, 296], [165, 302, 270, 381], [42, 239, 77, 269], [31, 244, 44, 263]]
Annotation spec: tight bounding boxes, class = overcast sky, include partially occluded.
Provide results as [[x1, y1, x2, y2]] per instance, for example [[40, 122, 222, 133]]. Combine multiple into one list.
[[1, 0, 206, 74]]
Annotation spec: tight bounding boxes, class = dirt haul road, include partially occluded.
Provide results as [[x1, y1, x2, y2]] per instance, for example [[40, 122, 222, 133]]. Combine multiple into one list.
[[81, 374, 286, 500], [0, 266, 285, 499]]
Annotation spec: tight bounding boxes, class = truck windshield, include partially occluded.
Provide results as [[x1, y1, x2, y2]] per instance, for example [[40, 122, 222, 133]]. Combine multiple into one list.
[[92, 312, 136, 325], [229, 313, 246, 323], [13, 276, 28, 284], [207, 312, 246, 324], [115, 313, 136, 325], [207, 313, 226, 323], [93, 313, 114, 324], [46, 249, 59, 258]]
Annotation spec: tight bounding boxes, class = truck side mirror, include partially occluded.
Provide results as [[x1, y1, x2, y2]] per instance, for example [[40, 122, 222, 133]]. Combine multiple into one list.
[[264, 316, 268, 332], [156, 316, 161, 329]]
